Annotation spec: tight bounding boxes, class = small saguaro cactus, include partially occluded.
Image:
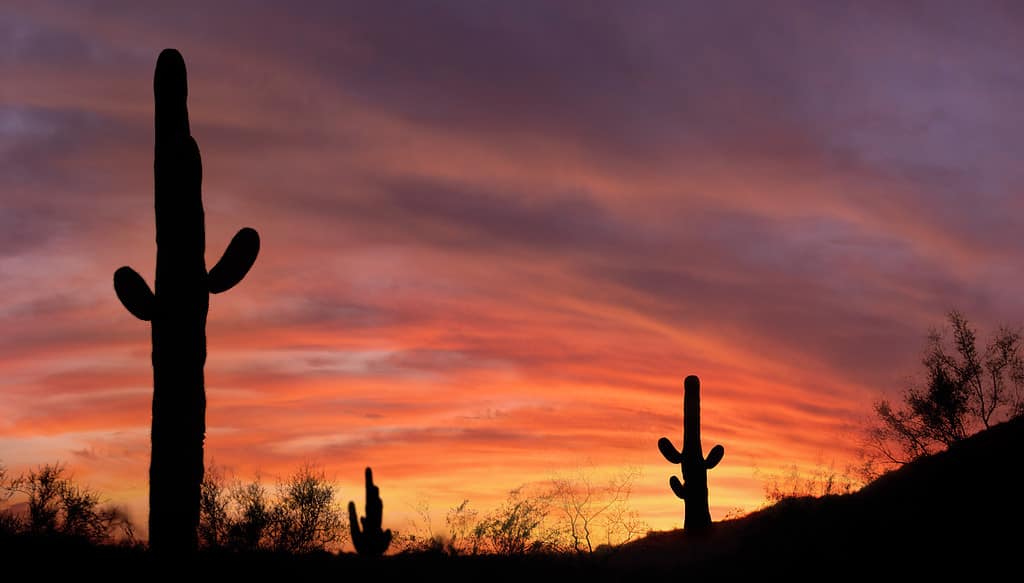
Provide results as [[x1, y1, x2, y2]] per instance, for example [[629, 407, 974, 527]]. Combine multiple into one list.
[[113, 49, 260, 553], [349, 467, 392, 556], [658, 375, 725, 532]]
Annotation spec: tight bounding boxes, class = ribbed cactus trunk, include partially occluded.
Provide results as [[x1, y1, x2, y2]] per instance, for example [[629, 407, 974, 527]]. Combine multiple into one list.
[[681, 377, 711, 529], [150, 48, 208, 555], [114, 49, 260, 554], [658, 375, 725, 532]]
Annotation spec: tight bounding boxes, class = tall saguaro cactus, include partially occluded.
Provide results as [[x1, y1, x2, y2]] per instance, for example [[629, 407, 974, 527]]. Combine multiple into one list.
[[349, 467, 392, 556], [113, 49, 260, 553], [658, 375, 725, 532]]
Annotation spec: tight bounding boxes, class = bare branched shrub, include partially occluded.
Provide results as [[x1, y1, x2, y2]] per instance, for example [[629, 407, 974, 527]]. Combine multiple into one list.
[[759, 461, 863, 505], [473, 486, 562, 556], [445, 499, 481, 555], [550, 466, 649, 553], [0, 462, 134, 544], [866, 311, 1024, 476], [199, 464, 347, 553]]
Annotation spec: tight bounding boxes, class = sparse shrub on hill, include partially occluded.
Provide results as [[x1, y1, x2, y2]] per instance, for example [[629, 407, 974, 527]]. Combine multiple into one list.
[[865, 310, 1024, 476], [758, 461, 863, 504]]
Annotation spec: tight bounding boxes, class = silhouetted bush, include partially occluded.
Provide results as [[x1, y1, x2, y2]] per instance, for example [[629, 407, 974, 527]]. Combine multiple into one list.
[[198, 465, 231, 548], [274, 464, 346, 553], [865, 310, 1024, 476], [472, 486, 562, 556], [390, 499, 449, 554], [444, 499, 481, 555], [393, 474, 648, 557], [0, 463, 17, 536], [198, 464, 347, 553], [0, 462, 134, 544], [758, 461, 863, 504]]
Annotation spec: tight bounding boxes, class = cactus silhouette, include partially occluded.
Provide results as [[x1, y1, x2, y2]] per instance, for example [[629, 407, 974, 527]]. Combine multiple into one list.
[[348, 467, 392, 556], [658, 375, 725, 532], [113, 49, 260, 553]]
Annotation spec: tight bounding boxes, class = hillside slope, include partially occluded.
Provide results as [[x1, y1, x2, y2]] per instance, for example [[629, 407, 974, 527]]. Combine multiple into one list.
[[613, 416, 1024, 577]]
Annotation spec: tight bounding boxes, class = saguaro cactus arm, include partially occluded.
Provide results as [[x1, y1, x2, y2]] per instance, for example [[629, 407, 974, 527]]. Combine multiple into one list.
[[705, 444, 725, 470], [669, 476, 687, 499], [658, 437, 684, 464], [114, 266, 155, 321], [208, 227, 260, 294]]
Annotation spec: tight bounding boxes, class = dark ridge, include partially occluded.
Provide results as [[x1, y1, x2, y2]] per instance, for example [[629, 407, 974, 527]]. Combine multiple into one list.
[[614, 414, 1024, 577]]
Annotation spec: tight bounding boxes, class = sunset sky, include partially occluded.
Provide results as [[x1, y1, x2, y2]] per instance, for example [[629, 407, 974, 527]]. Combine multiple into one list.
[[4, 1, 1024, 538]]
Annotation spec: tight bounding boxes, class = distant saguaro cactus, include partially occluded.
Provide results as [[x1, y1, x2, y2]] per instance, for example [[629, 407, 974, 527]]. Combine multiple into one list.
[[113, 49, 260, 553], [658, 375, 725, 532], [348, 467, 392, 556]]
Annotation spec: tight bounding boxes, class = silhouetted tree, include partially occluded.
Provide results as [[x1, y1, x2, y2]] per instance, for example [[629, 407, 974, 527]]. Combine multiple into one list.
[[866, 311, 1024, 475], [473, 486, 561, 556], [271, 464, 345, 553], [550, 466, 648, 553], [226, 480, 273, 552], [197, 465, 231, 548], [198, 465, 347, 553], [0, 463, 134, 543], [112, 48, 260, 553], [0, 464, 16, 537], [658, 375, 725, 532], [348, 467, 391, 556]]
